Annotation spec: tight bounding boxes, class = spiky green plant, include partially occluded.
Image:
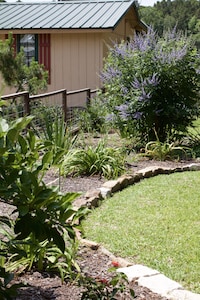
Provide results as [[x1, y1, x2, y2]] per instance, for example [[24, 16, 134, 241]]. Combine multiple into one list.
[[61, 140, 126, 179], [143, 130, 189, 160]]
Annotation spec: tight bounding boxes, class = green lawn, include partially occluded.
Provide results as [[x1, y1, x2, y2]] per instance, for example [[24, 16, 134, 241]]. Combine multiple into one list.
[[82, 171, 200, 293]]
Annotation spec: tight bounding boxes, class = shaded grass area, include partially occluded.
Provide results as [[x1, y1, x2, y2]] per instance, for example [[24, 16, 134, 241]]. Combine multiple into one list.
[[83, 171, 200, 293]]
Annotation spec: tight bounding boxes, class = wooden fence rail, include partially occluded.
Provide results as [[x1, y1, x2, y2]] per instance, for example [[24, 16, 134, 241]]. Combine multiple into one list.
[[1, 87, 98, 122]]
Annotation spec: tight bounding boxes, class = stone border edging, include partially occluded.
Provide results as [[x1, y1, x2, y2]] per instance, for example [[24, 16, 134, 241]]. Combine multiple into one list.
[[74, 163, 200, 300], [74, 163, 200, 209]]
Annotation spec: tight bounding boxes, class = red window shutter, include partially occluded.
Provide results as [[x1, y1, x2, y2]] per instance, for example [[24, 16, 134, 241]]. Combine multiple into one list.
[[39, 34, 51, 84], [5, 34, 17, 55]]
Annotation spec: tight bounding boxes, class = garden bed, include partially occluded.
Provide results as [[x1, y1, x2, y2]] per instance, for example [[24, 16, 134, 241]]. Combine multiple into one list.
[[15, 244, 168, 300], [15, 159, 199, 299], [1, 158, 198, 299]]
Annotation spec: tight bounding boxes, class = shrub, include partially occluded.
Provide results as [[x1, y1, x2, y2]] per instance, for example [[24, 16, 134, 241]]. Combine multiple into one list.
[[61, 140, 126, 179], [78, 269, 135, 299], [77, 97, 108, 133], [0, 33, 48, 94], [99, 28, 200, 144], [0, 114, 88, 288], [182, 129, 200, 158]]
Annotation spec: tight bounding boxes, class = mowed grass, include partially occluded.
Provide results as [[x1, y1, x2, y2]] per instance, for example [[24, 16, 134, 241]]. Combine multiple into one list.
[[82, 171, 200, 293]]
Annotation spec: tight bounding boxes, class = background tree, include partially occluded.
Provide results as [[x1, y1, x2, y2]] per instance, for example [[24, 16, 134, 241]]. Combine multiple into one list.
[[139, 0, 200, 48], [0, 33, 48, 94]]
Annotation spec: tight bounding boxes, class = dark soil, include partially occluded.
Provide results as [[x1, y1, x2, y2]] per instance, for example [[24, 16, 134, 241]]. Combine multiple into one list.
[[2, 159, 197, 300], [15, 245, 169, 300]]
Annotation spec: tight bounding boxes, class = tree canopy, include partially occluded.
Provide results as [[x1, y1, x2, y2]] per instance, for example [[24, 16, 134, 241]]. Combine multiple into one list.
[[139, 0, 200, 48]]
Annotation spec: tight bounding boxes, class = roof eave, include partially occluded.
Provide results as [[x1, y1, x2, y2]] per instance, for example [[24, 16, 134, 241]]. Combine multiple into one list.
[[0, 28, 114, 34]]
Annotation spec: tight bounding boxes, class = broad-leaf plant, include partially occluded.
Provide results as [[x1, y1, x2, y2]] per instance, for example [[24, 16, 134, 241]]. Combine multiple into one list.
[[0, 110, 88, 296]]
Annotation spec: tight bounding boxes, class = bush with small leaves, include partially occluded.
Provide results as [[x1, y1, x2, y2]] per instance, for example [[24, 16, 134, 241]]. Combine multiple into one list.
[[99, 28, 200, 144]]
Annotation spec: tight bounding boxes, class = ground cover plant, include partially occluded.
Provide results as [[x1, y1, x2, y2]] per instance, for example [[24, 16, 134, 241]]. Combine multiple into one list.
[[82, 171, 200, 294]]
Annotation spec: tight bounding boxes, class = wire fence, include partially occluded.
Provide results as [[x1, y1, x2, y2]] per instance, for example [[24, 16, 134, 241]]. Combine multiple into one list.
[[1, 88, 98, 132]]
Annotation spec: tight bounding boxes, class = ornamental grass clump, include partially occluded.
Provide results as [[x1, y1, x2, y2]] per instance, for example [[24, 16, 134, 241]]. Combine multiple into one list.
[[99, 28, 200, 144], [61, 140, 125, 179], [143, 129, 190, 160]]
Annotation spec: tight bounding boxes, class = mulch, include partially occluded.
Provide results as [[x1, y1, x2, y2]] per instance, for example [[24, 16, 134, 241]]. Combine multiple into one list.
[[15, 245, 169, 300], [2, 158, 197, 299]]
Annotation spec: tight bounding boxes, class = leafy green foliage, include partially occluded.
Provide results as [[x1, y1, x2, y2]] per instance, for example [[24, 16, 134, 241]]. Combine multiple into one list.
[[61, 140, 126, 179], [139, 0, 200, 47], [0, 266, 25, 300], [44, 238, 80, 283], [182, 130, 200, 158], [143, 130, 189, 160], [0, 114, 88, 286], [0, 33, 48, 94], [99, 28, 200, 144], [31, 104, 78, 165], [77, 97, 108, 134]]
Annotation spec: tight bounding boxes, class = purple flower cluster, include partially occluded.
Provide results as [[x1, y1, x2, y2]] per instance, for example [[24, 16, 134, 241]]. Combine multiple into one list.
[[128, 29, 157, 52], [138, 89, 151, 102], [111, 43, 127, 59], [132, 73, 160, 89], [100, 66, 122, 84], [105, 112, 115, 122], [133, 111, 143, 120], [120, 85, 129, 95], [154, 45, 188, 64], [115, 103, 129, 120], [131, 73, 160, 103]]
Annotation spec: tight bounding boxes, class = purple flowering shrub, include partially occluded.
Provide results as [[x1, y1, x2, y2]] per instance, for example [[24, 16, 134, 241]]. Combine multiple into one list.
[[100, 28, 200, 143]]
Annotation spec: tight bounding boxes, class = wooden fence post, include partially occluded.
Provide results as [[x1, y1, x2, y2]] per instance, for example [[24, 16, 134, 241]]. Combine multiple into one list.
[[23, 92, 30, 115], [86, 89, 91, 107], [62, 89, 67, 122]]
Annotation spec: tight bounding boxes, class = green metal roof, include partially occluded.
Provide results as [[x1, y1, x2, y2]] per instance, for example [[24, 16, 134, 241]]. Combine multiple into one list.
[[0, 0, 138, 30]]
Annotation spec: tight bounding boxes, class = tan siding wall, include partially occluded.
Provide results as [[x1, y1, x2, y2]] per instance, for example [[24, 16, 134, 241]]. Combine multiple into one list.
[[50, 33, 103, 90], [49, 32, 103, 106]]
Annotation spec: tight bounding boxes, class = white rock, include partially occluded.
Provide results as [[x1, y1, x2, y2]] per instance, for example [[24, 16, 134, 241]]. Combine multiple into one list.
[[117, 264, 159, 281], [168, 289, 200, 300], [137, 274, 182, 297], [99, 187, 112, 198]]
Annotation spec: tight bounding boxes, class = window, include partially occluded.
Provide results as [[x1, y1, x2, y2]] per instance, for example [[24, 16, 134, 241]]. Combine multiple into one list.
[[17, 34, 38, 66], [6, 33, 51, 83]]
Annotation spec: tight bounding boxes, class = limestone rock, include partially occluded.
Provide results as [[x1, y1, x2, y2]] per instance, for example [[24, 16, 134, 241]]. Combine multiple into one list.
[[137, 274, 182, 298], [117, 264, 159, 281], [102, 179, 121, 193]]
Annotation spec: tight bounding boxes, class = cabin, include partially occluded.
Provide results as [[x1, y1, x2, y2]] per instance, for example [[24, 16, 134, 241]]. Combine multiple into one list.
[[0, 0, 146, 106]]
